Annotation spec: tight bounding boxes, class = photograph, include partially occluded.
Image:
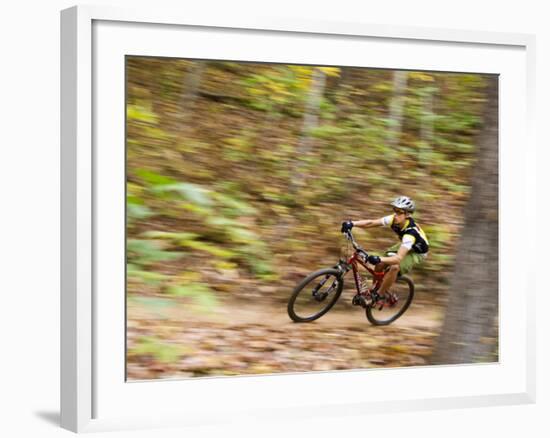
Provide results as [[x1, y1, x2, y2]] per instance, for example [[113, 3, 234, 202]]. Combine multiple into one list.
[[125, 56, 499, 381]]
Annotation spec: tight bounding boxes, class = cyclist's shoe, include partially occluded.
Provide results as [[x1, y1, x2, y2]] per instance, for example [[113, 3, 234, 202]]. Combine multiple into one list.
[[385, 292, 399, 307], [370, 289, 381, 302]]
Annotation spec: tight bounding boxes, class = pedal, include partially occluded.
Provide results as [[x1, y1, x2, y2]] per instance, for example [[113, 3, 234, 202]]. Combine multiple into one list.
[[352, 294, 366, 308], [313, 291, 328, 302]]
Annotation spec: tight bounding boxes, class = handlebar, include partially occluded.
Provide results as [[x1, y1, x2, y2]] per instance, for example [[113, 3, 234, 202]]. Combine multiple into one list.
[[343, 230, 369, 258]]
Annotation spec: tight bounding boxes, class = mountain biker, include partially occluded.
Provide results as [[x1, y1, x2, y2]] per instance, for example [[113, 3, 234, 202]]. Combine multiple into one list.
[[340, 196, 429, 297]]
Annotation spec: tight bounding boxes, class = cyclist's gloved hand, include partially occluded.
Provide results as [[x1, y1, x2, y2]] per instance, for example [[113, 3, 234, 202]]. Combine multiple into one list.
[[367, 255, 381, 265], [341, 220, 353, 233]]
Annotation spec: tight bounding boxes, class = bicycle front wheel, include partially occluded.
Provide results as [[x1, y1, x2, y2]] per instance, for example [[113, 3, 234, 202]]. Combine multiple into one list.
[[287, 268, 344, 323], [366, 275, 414, 326]]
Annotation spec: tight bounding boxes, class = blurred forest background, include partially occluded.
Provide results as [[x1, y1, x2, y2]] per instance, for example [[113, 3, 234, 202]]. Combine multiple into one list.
[[126, 57, 498, 380]]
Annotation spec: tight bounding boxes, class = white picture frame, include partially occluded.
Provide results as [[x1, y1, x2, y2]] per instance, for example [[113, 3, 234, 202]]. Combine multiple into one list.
[[61, 5, 536, 433]]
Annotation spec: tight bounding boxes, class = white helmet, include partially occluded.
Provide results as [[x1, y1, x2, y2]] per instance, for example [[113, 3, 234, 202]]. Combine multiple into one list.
[[390, 196, 416, 213]]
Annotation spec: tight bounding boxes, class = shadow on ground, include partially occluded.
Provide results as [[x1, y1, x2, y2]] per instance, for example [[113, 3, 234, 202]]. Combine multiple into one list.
[[35, 411, 59, 427]]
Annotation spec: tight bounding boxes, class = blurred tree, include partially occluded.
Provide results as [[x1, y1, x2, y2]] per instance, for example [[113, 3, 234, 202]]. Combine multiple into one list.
[[387, 70, 408, 150], [176, 61, 206, 134], [290, 67, 327, 197], [419, 77, 436, 171], [431, 75, 499, 364]]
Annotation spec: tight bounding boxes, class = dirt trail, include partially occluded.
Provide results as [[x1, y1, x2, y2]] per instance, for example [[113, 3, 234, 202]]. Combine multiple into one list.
[[129, 294, 442, 326], [126, 297, 444, 380]]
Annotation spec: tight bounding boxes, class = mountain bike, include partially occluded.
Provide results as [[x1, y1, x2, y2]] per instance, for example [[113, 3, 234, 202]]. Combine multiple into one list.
[[287, 229, 414, 325]]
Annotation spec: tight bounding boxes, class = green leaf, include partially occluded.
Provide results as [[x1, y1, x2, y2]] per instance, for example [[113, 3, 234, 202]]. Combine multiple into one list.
[[206, 217, 239, 229], [141, 231, 199, 241], [127, 105, 158, 124], [228, 227, 257, 244], [127, 204, 153, 221], [127, 239, 183, 265], [127, 194, 144, 206], [179, 202, 211, 216], [152, 183, 213, 207], [127, 269, 170, 285], [193, 292, 219, 309], [178, 239, 235, 258], [165, 283, 219, 311], [131, 336, 187, 364], [309, 125, 346, 139], [128, 296, 173, 309], [212, 192, 257, 216], [134, 169, 177, 186]]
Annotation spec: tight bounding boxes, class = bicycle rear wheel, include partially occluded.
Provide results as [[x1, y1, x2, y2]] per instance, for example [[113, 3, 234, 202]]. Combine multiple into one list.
[[366, 275, 414, 325], [287, 268, 344, 323]]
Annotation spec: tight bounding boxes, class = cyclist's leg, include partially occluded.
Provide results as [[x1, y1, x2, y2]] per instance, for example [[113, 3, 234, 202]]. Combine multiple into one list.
[[377, 243, 402, 293], [399, 251, 425, 275], [384, 243, 401, 257], [374, 243, 399, 272], [378, 264, 400, 294]]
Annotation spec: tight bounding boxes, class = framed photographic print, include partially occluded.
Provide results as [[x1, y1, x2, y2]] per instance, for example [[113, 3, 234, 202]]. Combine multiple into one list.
[[61, 5, 536, 433]]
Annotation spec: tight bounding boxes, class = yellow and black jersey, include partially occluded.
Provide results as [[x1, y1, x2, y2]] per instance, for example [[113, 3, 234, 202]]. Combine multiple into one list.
[[382, 215, 429, 254]]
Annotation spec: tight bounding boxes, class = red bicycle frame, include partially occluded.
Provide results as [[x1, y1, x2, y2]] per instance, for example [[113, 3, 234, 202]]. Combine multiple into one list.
[[346, 251, 385, 296], [341, 229, 399, 309]]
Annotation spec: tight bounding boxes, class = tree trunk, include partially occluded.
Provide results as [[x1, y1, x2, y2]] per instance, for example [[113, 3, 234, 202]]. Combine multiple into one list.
[[419, 84, 436, 180], [431, 75, 499, 365], [176, 61, 206, 134], [289, 67, 326, 196], [387, 70, 408, 149], [420, 88, 434, 158], [275, 68, 326, 242]]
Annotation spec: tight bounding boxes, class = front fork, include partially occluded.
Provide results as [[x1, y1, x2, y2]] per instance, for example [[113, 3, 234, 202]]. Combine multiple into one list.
[[312, 264, 345, 301]]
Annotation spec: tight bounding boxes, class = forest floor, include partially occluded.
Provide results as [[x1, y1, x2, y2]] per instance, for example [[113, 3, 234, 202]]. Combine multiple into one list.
[[126, 290, 446, 381]]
